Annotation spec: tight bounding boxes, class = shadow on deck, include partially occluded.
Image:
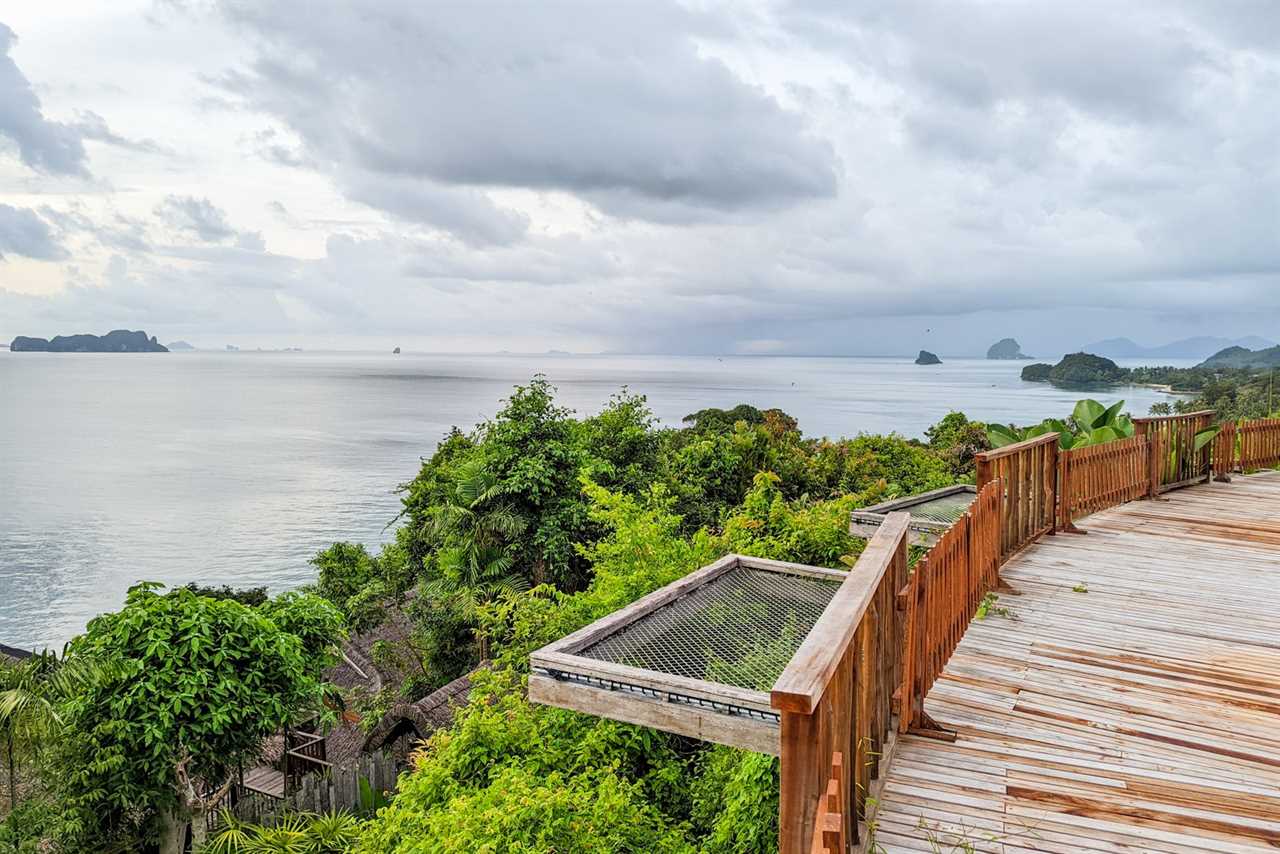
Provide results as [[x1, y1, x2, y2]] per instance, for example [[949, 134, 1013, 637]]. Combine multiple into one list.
[[871, 472, 1280, 852]]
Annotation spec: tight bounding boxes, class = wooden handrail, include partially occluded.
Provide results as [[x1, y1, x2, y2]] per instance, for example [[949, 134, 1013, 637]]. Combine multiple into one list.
[[775, 514, 909, 854], [772, 513, 910, 715], [974, 431, 1059, 463], [1132, 409, 1215, 423]]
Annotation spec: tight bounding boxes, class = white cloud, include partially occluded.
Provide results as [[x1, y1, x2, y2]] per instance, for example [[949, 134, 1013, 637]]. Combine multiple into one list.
[[0, 1, 1277, 356]]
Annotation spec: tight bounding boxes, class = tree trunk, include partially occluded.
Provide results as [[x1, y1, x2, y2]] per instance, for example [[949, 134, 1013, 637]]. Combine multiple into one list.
[[189, 809, 209, 852], [157, 805, 191, 854], [6, 732, 14, 813]]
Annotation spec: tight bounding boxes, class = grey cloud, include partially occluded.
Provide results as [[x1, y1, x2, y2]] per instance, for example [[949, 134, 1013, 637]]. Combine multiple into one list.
[[0, 23, 89, 176], [154, 195, 237, 242], [214, 1, 837, 222], [785, 2, 1211, 125], [338, 169, 529, 246], [5, 2, 1280, 359], [250, 127, 310, 168], [71, 110, 171, 155], [38, 205, 153, 254], [0, 204, 68, 260]]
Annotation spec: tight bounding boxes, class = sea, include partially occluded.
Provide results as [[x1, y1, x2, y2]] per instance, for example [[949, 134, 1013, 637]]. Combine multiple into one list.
[[0, 350, 1189, 649]]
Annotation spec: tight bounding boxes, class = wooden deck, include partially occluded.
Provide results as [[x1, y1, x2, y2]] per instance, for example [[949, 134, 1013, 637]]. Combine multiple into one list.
[[241, 765, 285, 799], [871, 472, 1280, 852]]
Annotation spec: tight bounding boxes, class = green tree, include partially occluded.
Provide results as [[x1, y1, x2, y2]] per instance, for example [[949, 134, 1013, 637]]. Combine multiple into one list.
[[398, 427, 479, 570], [925, 411, 991, 477], [311, 543, 379, 617], [427, 458, 529, 598], [479, 377, 590, 589], [577, 389, 662, 495], [0, 651, 107, 813], [56, 584, 344, 854]]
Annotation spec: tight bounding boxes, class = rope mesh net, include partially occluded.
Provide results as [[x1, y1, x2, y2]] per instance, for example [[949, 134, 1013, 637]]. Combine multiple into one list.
[[577, 566, 841, 692], [906, 493, 974, 525]]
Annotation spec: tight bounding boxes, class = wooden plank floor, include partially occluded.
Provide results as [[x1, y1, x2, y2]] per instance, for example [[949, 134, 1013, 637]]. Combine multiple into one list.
[[241, 765, 285, 798], [872, 472, 1280, 852]]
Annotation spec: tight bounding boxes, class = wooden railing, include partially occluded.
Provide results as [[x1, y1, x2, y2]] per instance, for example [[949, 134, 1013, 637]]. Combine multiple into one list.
[[1133, 411, 1215, 493], [283, 729, 330, 795], [1213, 421, 1238, 479], [974, 433, 1058, 561], [214, 751, 398, 832], [899, 480, 1000, 736], [1238, 418, 1280, 471], [808, 754, 845, 854], [1057, 435, 1150, 526], [801, 410, 1280, 853], [773, 513, 909, 854]]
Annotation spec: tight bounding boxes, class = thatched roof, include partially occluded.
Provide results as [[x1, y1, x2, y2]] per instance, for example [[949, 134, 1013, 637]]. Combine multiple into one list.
[[362, 669, 478, 759]]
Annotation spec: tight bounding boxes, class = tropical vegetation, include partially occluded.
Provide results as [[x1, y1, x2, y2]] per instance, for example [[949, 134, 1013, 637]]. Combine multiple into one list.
[[10, 374, 1267, 852], [987, 398, 1136, 449]]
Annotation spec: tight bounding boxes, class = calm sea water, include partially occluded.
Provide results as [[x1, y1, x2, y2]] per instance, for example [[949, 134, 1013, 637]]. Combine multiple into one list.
[[0, 351, 1184, 648]]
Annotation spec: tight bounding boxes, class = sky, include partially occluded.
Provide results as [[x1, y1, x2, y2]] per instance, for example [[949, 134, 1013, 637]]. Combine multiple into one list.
[[0, 0, 1277, 356]]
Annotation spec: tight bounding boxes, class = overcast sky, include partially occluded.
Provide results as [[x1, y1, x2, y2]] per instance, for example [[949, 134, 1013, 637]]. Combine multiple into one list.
[[0, 1, 1276, 355]]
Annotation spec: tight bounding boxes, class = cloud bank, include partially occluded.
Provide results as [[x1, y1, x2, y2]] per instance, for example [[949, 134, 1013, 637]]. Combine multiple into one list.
[[0, 1, 1277, 355]]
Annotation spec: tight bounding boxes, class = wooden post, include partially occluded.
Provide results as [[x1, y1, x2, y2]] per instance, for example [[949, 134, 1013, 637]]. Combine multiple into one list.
[[1146, 431, 1161, 497]]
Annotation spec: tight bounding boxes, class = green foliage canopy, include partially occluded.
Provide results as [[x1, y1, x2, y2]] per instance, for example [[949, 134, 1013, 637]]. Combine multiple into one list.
[[55, 584, 344, 850]]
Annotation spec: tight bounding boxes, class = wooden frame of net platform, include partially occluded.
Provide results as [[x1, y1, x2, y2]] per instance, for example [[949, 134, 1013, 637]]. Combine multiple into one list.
[[528, 554, 849, 755], [849, 483, 976, 546]]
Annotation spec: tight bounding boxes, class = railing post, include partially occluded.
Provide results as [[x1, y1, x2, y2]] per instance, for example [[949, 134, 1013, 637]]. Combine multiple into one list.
[[898, 560, 922, 734], [975, 455, 992, 490], [1146, 430, 1160, 497]]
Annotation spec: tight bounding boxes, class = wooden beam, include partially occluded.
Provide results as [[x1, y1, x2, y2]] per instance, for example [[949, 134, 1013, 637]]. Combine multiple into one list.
[[528, 673, 780, 755], [530, 650, 775, 714]]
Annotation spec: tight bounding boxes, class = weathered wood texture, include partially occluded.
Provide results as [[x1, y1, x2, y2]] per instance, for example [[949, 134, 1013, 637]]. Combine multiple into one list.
[[1057, 435, 1150, 525], [1133, 410, 1215, 493], [870, 472, 1280, 852], [209, 751, 398, 830], [1238, 417, 1280, 472], [775, 514, 910, 854], [899, 480, 1000, 734], [975, 434, 1058, 561], [810, 753, 846, 854], [1214, 420, 1239, 478]]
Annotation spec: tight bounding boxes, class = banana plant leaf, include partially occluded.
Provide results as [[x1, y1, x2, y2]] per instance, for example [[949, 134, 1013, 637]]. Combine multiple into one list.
[[1193, 426, 1220, 454], [1098, 399, 1126, 429], [1073, 399, 1106, 429], [987, 423, 1021, 448]]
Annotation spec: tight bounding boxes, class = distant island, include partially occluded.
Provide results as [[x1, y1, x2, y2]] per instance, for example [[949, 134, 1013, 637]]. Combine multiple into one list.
[[1198, 345, 1280, 369], [915, 350, 941, 365], [10, 330, 168, 353], [987, 338, 1030, 360], [1022, 352, 1124, 385], [166, 340, 196, 351], [1086, 335, 1275, 361]]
